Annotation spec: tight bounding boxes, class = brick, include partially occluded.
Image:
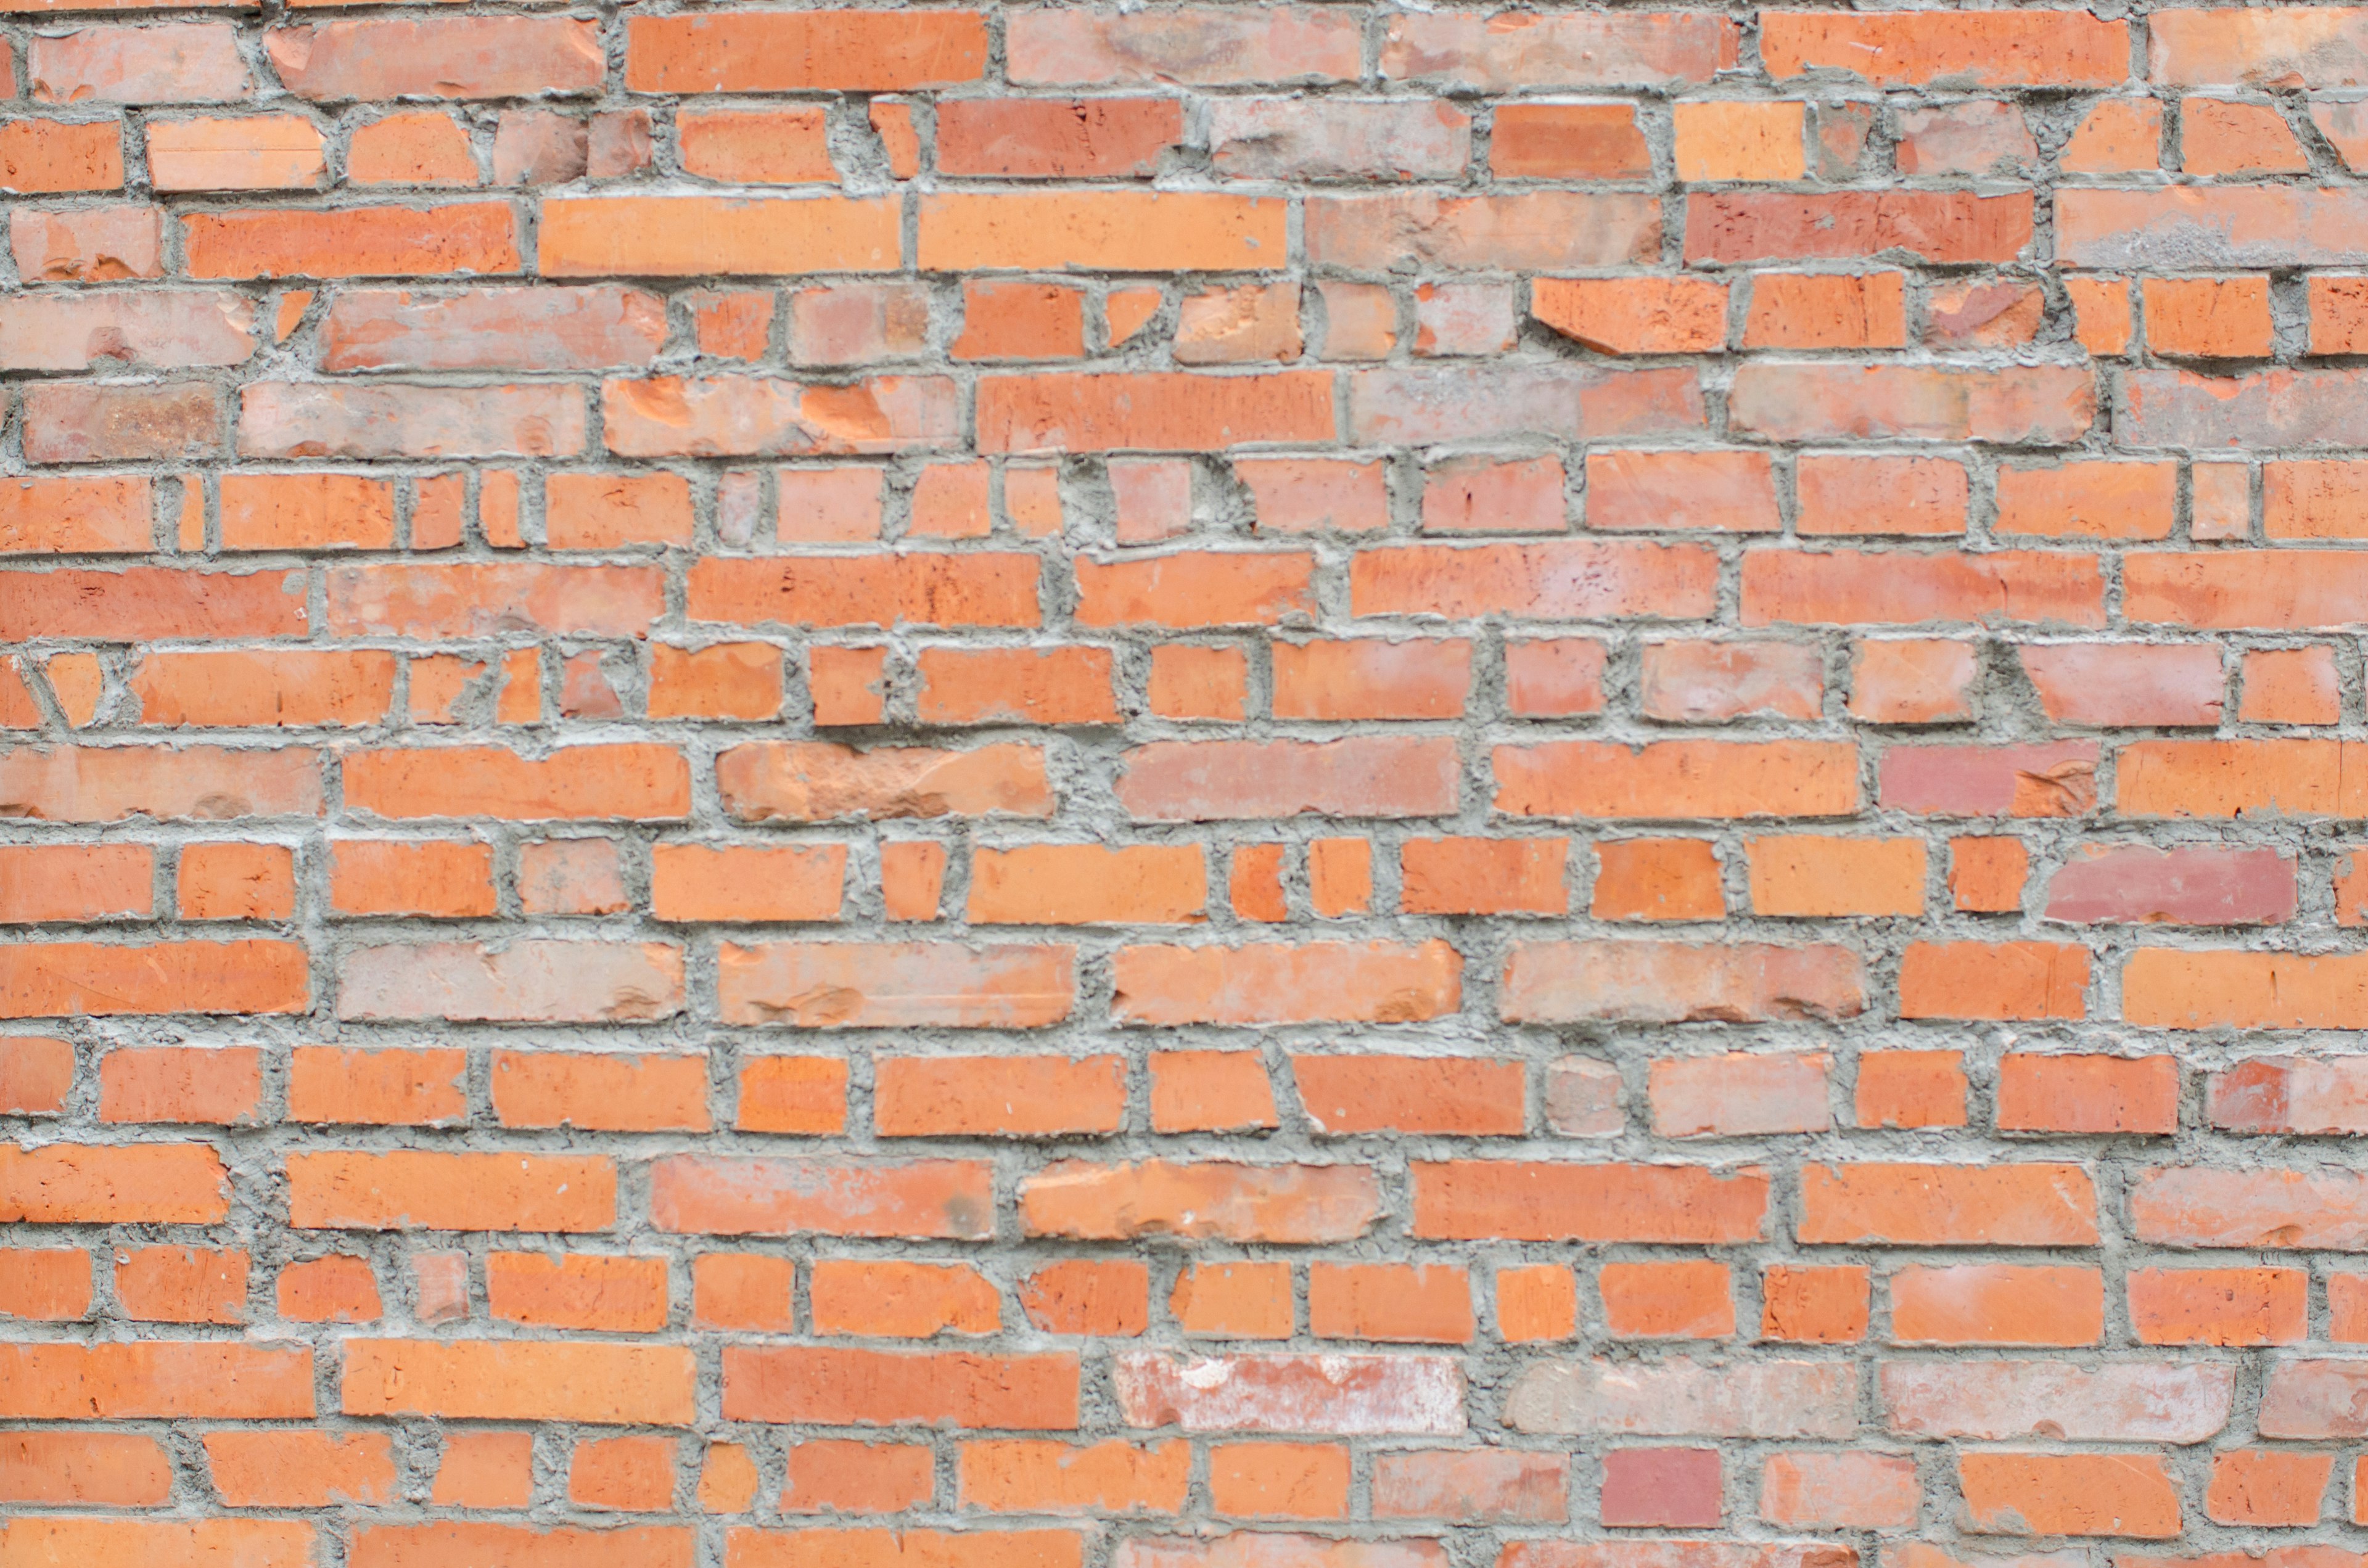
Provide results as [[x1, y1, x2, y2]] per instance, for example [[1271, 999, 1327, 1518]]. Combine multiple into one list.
[[0, 1341, 312, 1419], [0, 842, 150, 922], [651, 1156, 991, 1238], [146, 117, 305, 192], [277, 1255, 379, 1324], [1600, 1261, 1734, 1339], [960, 1439, 1186, 1514], [922, 192, 1280, 273], [185, 202, 517, 278], [1761, 9, 2126, 84], [1494, 104, 1653, 178], [1650, 1052, 1830, 1136], [916, 647, 1117, 725], [1889, 1264, 2103, 1346], [1021, 1261, 1148, 1337], [1959, 1452, 2179, 1538], [2125, 948, 2368, 1028], [1208, 1444, 1349, 1519], [1294, 1054, 1523, 1136], [347, 110, 475, 186], [1171, 1262, 1291, 1338], [1534, 276, 1724, 354], [0, 116, 122, 192], [289, 1047, 465, 1126], [1759, 1452, 1918, 1529], [1676, 101, 1804, 181], [1745, 274, 1906, 350], [810, 1260, 998, 1338], [488, 1252, 668, 1332], [2210, 1056, 2368, 1134], [1690, 193, 2033, 266], [268, 18, 590, 101], [9, 205, 162, 281], [2206, 1450, 2331, 1527], [1798, 1163, 2098, 1245], [1881, 741, 2098, 818], [543, 196, 897, 278], [0, 1037, 74, 1118], [352, 1525, 689, 1568], [1412, 1161, 1767, 1242], [2132, 1166, 2368, 1249], [1730, 363, 2089, 443], [1997, 1053, 2179, 1133], [676, 107, 831, 184], [2242, 647, 2341, 721], [1497, 741, 1859, 819], [691, 553, 1035, 629], [1381, 12, 1737, 88], [1351, 364, 1703, 445], [287, 1151, 613, 1232], [2129, 1267, 2306, 1347], [1505, 939, 1862, 1023], [99, 1046, 259, 1125], [0, 1521, 316, 1566], [208, 1430, 395, 1507], [1601, 1447, 1721, 1527], [1022, 1160, 1378, 1242], [627, 10, 986, 91], [717, 941, 1069, 1028], [1111, 940, 1458, 1025], [876, 1055, 1122, 1138], [2, 940, 306, 1017], [1373, 1450, 1567, 1523], [342, 1339, 691, 1425], [1220, 99, 1470, 183], [1113, 1352, 1465, 1435], [0, 1430, 171, 1504], [723, 1347, 1077, 1429], [1760, 1266, 1870, 1344], [30, 24, 247, 104], [1502, 1358, 1856, 1438], [319, 290, 662, 377], [1883, 1362, 2234, 1443]]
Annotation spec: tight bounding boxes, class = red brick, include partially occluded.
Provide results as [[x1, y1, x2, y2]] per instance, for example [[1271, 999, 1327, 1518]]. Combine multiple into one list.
[[1494, 104, 1653, 178], [1996, 1053, 2180, 1133], [1764, 9, 2124, 83], [722, 1347, 1077, 1429], [1505, 938, 1862, 1023], [1798, 1163, 2098, 1246], [627, 10, 985, 91], [0, 1036, 74, 1118], [1412, 1160, 1767, 1242], [287, 1046, 465, 1127], [1111, 940, 1459, 1025], [0, 1430, 172, 1504], [1022, 1160, 1378, 1243], [1889, 1264, 2104, 1346], [2129, 1267, 2306, 1347], [876, 1055, 1123, 1138], [0, 1341, 313, 1419], [651, 1156, 992, 1239]]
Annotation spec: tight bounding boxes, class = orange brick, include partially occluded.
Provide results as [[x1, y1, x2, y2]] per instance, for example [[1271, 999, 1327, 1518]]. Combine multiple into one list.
[[1170, 1262, 1292, 1339], [1592, 838, 1723, 922], [1598, 1260, 1733, 1339]]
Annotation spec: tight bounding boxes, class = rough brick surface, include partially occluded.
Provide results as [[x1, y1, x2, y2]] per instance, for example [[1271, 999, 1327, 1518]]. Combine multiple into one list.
[[3, 1, 2367, 1564]]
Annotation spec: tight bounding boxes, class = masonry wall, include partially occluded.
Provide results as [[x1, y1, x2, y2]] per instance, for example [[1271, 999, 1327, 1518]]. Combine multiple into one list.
[[9, 2, 2368, 1565]]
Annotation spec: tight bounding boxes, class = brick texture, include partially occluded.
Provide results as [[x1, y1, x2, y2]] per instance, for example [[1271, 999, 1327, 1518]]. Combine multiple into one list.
[[2, 2, 2365, 1564]]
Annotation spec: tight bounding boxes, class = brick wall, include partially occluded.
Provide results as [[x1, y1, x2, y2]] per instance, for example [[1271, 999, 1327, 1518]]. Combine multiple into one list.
[[6, 1, 2368, 1564]]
